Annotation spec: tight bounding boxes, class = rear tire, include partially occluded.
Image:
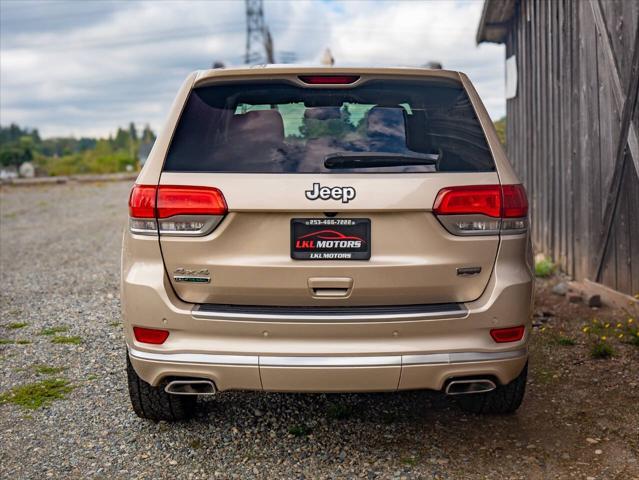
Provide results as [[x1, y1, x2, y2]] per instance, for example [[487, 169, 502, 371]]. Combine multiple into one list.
[[126, 354, 196, 421], [455, 363, 527, 414]]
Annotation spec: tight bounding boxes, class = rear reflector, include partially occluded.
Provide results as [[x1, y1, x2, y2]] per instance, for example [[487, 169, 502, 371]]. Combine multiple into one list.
[[490, 326, 525, 343], [133, 326, 169, 344], [298, 75, 359, 85]]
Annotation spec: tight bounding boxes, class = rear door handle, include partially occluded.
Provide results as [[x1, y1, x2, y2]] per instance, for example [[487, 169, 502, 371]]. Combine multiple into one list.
[[307, 277, 353, 298]]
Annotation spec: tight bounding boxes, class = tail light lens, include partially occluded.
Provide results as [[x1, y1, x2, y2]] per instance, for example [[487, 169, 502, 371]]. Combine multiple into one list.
[[133, 326, 169, 344], [490, 325, 526, 343], [128, 184, 227, 236], [298, 75, 359, 85], [433, 184, 528, 236]]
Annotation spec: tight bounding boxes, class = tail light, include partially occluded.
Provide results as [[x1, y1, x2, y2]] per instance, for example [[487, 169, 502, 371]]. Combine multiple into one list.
[[128, 184, 227, 236], [298, 75, 359, 85], [490, 325, 525, 343], [433, 184, 528, 236], [133, 326, 169, 344]]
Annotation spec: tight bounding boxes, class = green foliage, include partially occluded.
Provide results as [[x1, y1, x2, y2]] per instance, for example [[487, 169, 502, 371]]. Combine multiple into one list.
[[288, 424, 312, 437], [7, 322, 28, 330], [0, 378, 73, 410], [33, 365, 65, 375], [326, 402, 353, 420], [590, 342, 614, 359], [39, 326, 68, 336], [556, 336, 576, 346], [0, 122, 155, 176], [51, 335, 82, 345], [494, 116, 506, 146], [535, 257, 555, 277]]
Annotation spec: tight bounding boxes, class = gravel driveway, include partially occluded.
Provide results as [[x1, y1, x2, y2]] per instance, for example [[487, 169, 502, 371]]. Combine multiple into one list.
[[1, 181, 638, 479]]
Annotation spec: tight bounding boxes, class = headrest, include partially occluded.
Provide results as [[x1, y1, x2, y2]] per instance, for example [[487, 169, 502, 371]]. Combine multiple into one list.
[[229, 110, 284, 143], [365, 107, 407, 139], [303, 107, 342, 121]]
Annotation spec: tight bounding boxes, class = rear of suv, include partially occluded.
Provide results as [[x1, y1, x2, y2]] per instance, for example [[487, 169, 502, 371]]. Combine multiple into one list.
[[122, 67, 533, 421]]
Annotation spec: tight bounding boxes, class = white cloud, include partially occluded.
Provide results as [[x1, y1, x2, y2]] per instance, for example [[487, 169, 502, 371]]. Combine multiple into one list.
[[0, 0, 504, 138]]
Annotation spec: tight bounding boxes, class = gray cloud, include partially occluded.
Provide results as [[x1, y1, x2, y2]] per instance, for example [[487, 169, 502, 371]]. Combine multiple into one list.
[[0, 0, 505, 137]]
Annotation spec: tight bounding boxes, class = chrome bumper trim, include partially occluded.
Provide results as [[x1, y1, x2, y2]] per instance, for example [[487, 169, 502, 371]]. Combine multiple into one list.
[[191, 307, 467, 322], [129, 347, 527, 368], [402, 348, 528, 365]]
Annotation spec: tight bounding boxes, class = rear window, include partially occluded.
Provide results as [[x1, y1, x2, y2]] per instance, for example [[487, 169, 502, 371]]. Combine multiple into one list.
[[164, 79, 495, 173]]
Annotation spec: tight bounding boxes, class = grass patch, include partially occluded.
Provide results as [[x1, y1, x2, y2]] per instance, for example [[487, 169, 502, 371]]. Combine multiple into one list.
[[51, 335, 82, 345], [0, 339, 14, 345], [109, 321, 120, 327], [535, 257, 555, 278], [39, 326, 69, 336], [556, 336, 576, 346], [15, 340, 31, 345], [591, 342, 614, 359], [7, 322, 28, 330], [288, 424, 312, 437], [0, 378, 73, 410], [327, 403, 353, 420], [86, 374, 98, 381], [33, 365, 65, 375], [401, 456, 418, 466]]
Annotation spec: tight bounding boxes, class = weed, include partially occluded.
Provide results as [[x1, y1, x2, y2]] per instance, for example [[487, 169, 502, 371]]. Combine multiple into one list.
[[0, 339, 13, 345], [7, 323, 27, 330], [535, 258, 555, 278], [556, 336, 576, 346], [51, 335, 82, 345], [109, 322, 120, 327], [288, 424, 312, 437], [401, 457, 418, 466], [39, 326, 69, 336], [590, 342, 614, 359], [189, 439, 202, 449], [15, 340, 31, 345], [33, 365, 65, 375], [86, 374, 98, 381], [0, 378, 73, 410], [327, 403, 353, 420]]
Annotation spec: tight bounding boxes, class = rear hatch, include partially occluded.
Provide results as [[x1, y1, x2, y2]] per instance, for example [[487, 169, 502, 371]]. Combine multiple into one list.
[[149, 74, 505, 306]]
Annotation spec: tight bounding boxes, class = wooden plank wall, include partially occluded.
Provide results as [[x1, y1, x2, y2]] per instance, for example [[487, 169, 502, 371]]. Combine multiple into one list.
[[504, 0, 639, 295]]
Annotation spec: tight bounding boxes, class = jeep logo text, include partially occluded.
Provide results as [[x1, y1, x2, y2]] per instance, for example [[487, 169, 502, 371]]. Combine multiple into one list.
[[304, 183, 356, 203]]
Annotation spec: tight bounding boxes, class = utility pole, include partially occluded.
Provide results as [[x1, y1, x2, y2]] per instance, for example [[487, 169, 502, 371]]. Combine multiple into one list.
[[245, 0, 274, 64]]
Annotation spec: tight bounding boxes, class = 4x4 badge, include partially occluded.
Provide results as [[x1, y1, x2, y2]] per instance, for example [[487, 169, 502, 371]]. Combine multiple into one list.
[[305, 183, 356, 203], [173, 268, 210, 283]]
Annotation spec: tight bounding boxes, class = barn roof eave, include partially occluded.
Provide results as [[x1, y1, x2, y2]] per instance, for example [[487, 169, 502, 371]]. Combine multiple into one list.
[[476, 0, 516, 45]]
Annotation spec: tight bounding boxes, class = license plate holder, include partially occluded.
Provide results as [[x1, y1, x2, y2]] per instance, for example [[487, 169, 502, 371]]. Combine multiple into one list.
[[291, 218, 371, 260]]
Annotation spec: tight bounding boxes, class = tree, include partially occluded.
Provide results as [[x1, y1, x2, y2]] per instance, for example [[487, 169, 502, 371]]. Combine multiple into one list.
[[128, 122, 138, 142]]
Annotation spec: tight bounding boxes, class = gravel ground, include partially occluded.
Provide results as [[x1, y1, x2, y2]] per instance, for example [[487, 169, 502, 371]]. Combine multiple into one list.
[[1, 181, 638, 479]]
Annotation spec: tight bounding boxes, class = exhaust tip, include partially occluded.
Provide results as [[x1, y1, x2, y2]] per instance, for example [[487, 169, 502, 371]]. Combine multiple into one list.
[[445, 379, 496, 395], [165, 379, 217, 396]]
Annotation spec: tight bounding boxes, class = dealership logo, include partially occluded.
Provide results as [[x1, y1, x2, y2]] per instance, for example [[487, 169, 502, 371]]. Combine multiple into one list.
[[294, 229, 365, 250], [305, 183, 356, 203]]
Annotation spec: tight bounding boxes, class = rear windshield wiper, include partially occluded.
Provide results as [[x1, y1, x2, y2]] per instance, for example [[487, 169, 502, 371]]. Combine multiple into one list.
[[324, 152, 440, 169]]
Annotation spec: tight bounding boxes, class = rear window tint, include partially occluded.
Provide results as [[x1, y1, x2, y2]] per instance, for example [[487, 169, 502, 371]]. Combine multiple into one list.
[[164, 79, 495, 173]]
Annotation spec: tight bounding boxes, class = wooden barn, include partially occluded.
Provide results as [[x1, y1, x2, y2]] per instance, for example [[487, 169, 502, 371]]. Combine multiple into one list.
[[477, 0, 639, 297]]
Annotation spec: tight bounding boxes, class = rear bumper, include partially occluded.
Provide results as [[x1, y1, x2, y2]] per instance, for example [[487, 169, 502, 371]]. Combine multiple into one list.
[[122, 233, 534, 392], [128, 346, 528, 392]]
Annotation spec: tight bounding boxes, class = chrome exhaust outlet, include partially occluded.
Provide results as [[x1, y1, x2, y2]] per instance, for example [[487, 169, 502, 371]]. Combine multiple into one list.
[[165, 380, 217, 396], [445, 379, 496, 395]]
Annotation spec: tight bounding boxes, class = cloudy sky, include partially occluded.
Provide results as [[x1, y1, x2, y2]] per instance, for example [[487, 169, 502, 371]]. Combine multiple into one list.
[[0, 0, 505, 139]]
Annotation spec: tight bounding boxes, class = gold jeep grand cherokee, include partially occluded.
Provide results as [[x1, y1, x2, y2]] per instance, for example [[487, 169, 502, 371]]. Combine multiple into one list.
[[122, 67, 533, 421]]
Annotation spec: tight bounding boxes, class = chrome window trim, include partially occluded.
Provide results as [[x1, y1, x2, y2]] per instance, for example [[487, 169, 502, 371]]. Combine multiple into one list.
[[128, 347, 527, 368]]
